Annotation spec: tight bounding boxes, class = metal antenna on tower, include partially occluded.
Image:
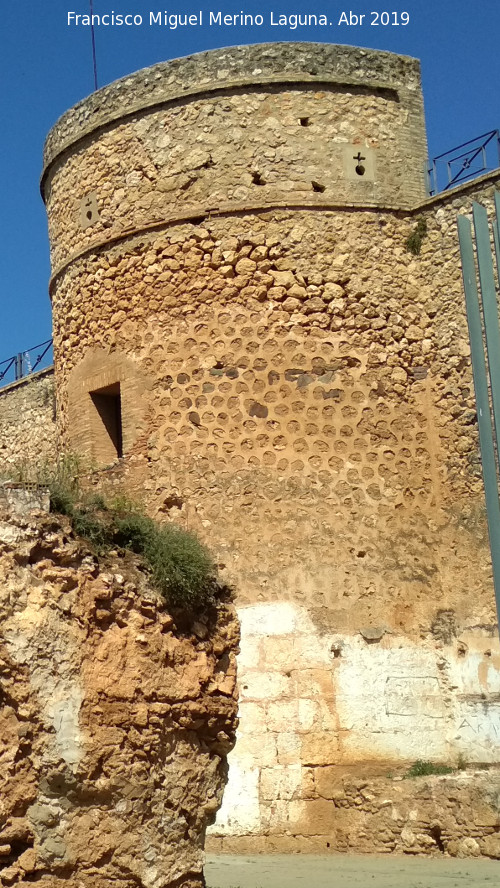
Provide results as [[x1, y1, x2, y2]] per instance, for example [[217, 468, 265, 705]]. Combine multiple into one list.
[[89, 0, 99, 91]]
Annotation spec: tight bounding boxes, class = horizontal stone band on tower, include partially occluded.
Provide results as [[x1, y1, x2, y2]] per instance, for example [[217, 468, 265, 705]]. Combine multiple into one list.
[[42, 42, 422, 170], [42, 42, 428, 274]]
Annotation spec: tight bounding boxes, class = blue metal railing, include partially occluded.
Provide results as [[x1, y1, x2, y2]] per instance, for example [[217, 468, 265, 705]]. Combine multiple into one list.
[[0, 339, 53, 389], [429, 130, 500, 196]]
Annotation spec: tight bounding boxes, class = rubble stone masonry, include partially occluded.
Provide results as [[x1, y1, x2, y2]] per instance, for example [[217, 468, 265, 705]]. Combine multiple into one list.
[[36, 43, 500, 854], [0, 370, 56, 473]]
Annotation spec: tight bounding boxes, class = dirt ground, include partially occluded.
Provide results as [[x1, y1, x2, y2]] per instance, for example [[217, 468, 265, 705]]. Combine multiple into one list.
[[205, 853, 499, 888]]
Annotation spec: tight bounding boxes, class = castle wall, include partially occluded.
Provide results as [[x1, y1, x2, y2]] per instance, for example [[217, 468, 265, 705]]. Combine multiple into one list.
[[0, 369, 56, 474], [40, 44, 500, 854]]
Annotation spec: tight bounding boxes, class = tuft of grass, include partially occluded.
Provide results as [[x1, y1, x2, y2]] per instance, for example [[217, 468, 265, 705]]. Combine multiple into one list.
[[45, 460, 216, 613], [1, 455, 220, 614], [145, 523, 215, 610], [457, 753, 468, 771], [72, 509, 111, 552], [114, 510, 216, 610], [113, 510, 155, 553], [39, 453, 87, 515], [404, 759, 455, 778], [48, 482, 77, 518], [406, 218, 428, 255]]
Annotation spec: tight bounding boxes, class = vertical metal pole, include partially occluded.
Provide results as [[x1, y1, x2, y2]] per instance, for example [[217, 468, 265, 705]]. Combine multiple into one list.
[[494, 192, 500, 276], [473, 202, 500, 475], [15, 353, 23, 380], [89, 0, 98, 91], [494, 224, 500, 276], [458, 214, 500, 626]]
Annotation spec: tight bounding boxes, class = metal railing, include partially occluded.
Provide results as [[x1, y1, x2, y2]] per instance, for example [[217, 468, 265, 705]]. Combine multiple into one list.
[[428, 130, 500, 196], [0, 339, 53, 389]]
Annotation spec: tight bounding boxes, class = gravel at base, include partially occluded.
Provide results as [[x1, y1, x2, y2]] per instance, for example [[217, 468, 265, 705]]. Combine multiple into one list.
[[205, 853, 499, 888]]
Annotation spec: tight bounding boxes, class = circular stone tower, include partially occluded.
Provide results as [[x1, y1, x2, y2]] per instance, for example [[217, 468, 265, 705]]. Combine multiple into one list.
[[42, 44, 499, 848], [41, 41, 434, 611]]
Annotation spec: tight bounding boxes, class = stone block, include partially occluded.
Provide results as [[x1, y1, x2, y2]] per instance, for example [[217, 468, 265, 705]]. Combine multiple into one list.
[[239, 602, 305, 638], [258, 635, 296, 671], [239, 670, 291, 701], [260, 764, 302, 801], [293, 668, 335, 699], [481, 834, 500, 858], [287, 799, 338, 835], [234, 732, 277, 767], [266, 700, 300, 733], [301, 732, 340, 766], [473, 804, 500, 828], [276, 731, 302, 765], [260, 799, 293, 831], [297, 699, 323, 732], [315, 766, 345, 801], [236, 636, 262, 669], [217, 835, 267, 854], [236, 701, 267, 736], [211, 760, 260, 835], [457, 837, 481, 858], [292, 635, 331, 667]]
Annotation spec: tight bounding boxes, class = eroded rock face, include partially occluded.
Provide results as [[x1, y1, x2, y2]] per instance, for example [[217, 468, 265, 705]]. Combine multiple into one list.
[[0, 507, 239, 887]]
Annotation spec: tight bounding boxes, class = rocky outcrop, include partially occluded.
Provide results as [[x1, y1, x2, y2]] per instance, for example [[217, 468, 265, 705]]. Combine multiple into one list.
[[0, 505, 239, 887]]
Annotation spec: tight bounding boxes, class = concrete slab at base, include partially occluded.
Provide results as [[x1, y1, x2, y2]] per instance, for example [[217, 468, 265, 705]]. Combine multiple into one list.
[[205, 854, 500, 888]]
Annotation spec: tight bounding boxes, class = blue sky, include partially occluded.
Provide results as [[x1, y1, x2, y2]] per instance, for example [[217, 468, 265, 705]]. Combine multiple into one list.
[[0, 0, 499, 375]]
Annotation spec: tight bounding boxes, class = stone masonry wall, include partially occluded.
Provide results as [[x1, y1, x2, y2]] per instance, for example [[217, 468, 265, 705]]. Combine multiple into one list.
[[39, 43, 500, 853], [207, 601, 500, 855], [0, 370, 56, 474], [46, 173, 500, 852], [50, 184, 500, 625], [0, 503, 239, 886]]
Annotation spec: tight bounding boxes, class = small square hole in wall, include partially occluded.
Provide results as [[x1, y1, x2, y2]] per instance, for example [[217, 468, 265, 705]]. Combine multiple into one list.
[[90, 382, 123, 461]]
